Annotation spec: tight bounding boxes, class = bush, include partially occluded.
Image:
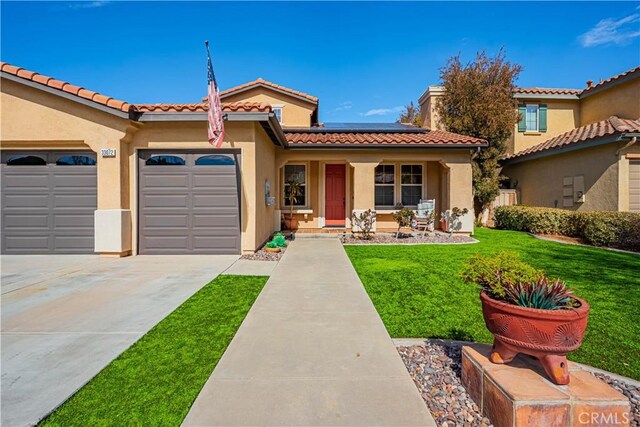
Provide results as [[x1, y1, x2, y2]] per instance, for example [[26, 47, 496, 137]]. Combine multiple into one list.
[[272, 233, 287, 248], [494, 206, 640, 251], [461, 251, 542, 299], [352, 209, 376, 240]]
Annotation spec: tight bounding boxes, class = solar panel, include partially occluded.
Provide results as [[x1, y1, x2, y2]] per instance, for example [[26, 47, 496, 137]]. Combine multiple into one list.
[[289, 122, 425, 133]]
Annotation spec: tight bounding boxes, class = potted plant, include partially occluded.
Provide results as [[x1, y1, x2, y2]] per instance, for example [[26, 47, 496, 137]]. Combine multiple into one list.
[[284, 179, 302, 231], [461, 252, 590, 385], [264, 241, 281, 253]]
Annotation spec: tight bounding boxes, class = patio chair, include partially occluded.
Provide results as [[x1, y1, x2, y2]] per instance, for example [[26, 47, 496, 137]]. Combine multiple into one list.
[[415, 199, 435, 238]]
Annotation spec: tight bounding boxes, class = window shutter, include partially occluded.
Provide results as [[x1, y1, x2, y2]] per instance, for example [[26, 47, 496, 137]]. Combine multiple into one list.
[[539, 104, 548, 132], [518, 104, 526, 132]]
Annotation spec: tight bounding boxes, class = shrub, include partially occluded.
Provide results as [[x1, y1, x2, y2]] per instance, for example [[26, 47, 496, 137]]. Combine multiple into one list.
[[392, 208, 415, 238], [272, 233, 287, 248], [352, 209, 376, 240], [494, 206, 640, 252], [461, 252, 542, 299]]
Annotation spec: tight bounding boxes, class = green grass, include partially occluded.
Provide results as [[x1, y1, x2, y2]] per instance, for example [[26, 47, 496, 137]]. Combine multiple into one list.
[[41, 275, 267, 426], [344, 228, 640, 379]]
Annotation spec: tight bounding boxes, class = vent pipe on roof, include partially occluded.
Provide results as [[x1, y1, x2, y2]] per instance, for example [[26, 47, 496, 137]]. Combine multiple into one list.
[[586, 80, 593, 88]]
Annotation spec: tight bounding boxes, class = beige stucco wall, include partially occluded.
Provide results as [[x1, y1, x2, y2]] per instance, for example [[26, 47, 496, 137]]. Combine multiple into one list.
[[221, 87, 316, 128], [418, 93, 443, 130], [253, 123, 278, 248], [580, 79, 640, 125], [502, 142, 627, 211], [509, 99, 580, 154]]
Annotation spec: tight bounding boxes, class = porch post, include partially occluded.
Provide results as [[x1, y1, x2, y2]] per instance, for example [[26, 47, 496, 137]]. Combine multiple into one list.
[[442, 160, 474, 234], [348, 161, 379, 210]]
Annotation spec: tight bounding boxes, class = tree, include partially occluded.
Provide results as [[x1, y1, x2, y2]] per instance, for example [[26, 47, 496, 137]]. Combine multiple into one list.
[[397, 101, 422, 126], [435, 49, 522, 223]]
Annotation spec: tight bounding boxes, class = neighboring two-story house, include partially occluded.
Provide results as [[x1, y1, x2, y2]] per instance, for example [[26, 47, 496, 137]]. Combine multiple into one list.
[[419, 66, 640, 213], [0, 62, 485, 255]]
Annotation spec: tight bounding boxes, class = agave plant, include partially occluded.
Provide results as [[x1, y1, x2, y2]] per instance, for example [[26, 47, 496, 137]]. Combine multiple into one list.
[[503, 277, 577, 310]]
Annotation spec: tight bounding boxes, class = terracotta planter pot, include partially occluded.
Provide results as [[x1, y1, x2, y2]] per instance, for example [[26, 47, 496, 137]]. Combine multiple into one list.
[[263, 246, 281, 253], [480, 291, 590, 385], [440, 219, 448, 232], [284, 217, 298, 231]]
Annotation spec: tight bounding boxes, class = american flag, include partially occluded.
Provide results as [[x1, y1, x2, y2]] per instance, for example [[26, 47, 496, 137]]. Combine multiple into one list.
[[206, 41, 224, 147]]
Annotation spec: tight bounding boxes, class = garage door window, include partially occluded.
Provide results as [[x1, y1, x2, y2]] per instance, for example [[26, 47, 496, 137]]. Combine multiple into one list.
[[145, 155, 185, 166], [56, 155, 96, 166], [195, 155, 235, 166], [6, 155, 46, 166]]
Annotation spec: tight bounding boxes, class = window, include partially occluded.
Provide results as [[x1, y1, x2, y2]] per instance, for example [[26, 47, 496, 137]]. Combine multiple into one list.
[[525, 104, 539, 132], [400, 164, 423, 206], [56, 155, 96, 166], [195, 154, 235, 166], [375, 165, 395, 207], [145, 155, 185, 166], [6, 155, 46, 166], [284, 164, 306, 207], [273, 107, 283, 124]]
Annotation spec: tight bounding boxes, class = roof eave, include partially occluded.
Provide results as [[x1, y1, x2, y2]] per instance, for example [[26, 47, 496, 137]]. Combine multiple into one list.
[[580, 71, 640, 99], [1, 72, 132, 119], [515, 93, 580, 100], [286, 143, 487, 150], [502, 133, 639, 165]]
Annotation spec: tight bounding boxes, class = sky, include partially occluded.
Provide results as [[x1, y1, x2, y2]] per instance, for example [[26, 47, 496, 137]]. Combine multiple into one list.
[[2, 1, 639, 123]]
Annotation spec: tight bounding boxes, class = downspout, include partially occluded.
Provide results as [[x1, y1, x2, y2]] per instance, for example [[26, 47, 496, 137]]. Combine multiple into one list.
[[616, 136, 637, 156]]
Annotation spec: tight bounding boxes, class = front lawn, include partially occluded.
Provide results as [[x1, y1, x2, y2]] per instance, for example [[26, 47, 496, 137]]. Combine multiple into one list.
[[344, 228, 640, 379], [41, 275, 267, 426]]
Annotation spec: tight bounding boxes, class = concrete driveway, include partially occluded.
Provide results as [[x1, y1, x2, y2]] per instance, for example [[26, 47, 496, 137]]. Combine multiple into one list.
[[1, 254, 238, 427]]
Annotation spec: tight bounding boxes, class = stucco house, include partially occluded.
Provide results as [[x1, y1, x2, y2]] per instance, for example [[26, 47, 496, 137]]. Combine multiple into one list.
[[0, 62, 485, 256], [419, 66, 640, 213]]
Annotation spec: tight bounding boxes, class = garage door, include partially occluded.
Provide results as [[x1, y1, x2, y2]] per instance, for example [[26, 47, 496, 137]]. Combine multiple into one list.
[[630, 160, 640, 213], [138, 151, 241, 254], [1, 151, 97, 254]]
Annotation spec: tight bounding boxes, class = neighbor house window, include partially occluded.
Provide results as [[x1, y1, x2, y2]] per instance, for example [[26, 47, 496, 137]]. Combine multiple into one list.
[[375, 164, 395, 207], [400, 164, 423, 206], [273, 107, 283, 124], [525, 104, 539, 132], [284, 164, 306, 207]]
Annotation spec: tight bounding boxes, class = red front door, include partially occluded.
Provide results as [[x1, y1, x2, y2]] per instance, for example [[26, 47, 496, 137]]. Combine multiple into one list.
[[325, 164, 346, 226]]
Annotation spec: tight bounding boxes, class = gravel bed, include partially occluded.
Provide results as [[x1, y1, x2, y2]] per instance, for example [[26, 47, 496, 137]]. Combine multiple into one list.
[[341, 232, 476, 245], [594, 373, 640, 427], [398, 342, 492, 426], [399, 341, 639, 427], [240, 233, 292, 261]]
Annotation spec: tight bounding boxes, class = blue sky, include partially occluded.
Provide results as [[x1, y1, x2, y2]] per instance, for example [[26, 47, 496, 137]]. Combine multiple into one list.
[[2, 1, 639, 123]]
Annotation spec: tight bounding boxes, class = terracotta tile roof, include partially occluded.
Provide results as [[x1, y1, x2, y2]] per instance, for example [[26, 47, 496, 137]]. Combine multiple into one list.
[[515, 87, 581, 96], [506, 116, 640, 161], [581, 66, 640, 95], [284, 129, 486, 147], [220, 77, 318, 103], [134, 102, 272, 113], [1, 61, 133, 112]]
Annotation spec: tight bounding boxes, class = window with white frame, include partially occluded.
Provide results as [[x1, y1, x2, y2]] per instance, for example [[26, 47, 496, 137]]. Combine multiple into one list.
[[400, 164, 423, 206], [284, 164, 306, 207], [273, 107, 283, 124], [525, 104, 539, 132], [375, 164, 395, 207]]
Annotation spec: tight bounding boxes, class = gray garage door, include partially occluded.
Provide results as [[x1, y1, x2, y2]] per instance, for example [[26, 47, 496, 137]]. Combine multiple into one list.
[[1, 151, 97, 254], [631, 160, 640, 213], [138, 151, 241, 254]]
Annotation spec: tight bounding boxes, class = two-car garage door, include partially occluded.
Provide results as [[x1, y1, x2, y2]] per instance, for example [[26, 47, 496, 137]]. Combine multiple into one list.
[[138, 151, 241, 254], [1, 151, 97, 254]]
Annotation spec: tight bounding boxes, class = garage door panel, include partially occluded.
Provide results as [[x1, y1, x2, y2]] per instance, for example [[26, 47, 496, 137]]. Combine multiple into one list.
[[139, 151, 241, 254], [3, 214, 50, 229], [1, 151, 96, 254], [2, 173, 51, 189]]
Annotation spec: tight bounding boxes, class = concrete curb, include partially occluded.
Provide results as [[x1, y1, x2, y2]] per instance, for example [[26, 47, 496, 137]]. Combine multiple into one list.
[[529, 233, 639, 256]]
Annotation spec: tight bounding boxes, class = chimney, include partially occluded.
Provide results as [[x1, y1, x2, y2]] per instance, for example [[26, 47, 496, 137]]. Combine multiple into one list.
[[586, 80, 593, 89]]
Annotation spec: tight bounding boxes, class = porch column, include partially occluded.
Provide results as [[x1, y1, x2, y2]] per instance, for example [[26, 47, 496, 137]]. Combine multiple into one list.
[[348, 161, 379, 210], [442, 160, 474, 234]]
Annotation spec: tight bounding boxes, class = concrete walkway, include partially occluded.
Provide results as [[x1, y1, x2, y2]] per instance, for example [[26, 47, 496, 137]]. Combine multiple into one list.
[[2, 254, 238, 427], [183, 240, 435, 426]]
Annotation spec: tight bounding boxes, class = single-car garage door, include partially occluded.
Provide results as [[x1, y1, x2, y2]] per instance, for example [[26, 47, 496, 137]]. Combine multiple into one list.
[[138, 151, 241, 254], [630, 160, 640, 213], [1, 151, 97, 254]]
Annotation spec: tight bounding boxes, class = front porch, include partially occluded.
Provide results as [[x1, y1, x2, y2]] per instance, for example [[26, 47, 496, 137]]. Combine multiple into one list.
[[274, 150, 475, 234]]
